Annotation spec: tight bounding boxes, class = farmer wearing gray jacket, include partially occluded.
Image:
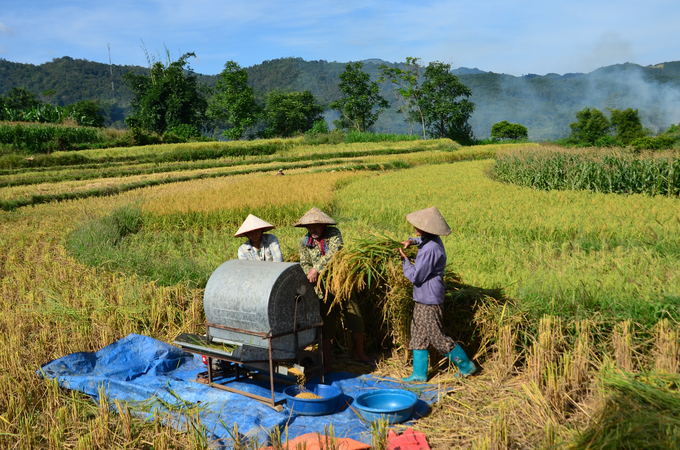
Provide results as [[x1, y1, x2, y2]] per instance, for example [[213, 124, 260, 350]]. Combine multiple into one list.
[[235, 214, 284, 262]]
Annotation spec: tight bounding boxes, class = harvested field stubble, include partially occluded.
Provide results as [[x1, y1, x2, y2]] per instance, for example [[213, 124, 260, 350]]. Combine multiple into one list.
[[0, 195, 209, 448]]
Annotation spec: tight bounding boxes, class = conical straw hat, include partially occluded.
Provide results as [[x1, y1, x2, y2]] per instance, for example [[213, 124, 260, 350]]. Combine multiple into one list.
[[406, 207, 451, 236], [293, 207, 337, 227], [234, 214, 275, 237]]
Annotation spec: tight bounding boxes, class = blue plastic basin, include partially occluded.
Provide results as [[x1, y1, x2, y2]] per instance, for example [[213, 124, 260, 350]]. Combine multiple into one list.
[[283, 384, 342, 416], [353, 389, 418, 424]]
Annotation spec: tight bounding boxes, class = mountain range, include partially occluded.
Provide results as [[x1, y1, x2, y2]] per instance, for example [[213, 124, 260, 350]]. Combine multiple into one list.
[[1, 56, 679, 139]]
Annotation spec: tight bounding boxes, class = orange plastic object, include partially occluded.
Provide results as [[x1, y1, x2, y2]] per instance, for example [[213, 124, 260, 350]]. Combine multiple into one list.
[[259, 433, 371, 450], [386, 428, 430, 450]]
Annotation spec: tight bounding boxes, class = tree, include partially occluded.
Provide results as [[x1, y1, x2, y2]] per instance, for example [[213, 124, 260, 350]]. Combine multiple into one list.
[[64, 100, 105, 127], [210, 61, 261, 140], [1, 87, 43, 121], [262, 91, 324, 138], [123, 52, 209, 135], [490, 120, 528, 141], [378, 57, 426, 138], [568, 107, 610, 145], [4, 87, 42, 111], [420, 62, 475, 144], [330, 61, 389, 132], [609, 108, 646, 144]]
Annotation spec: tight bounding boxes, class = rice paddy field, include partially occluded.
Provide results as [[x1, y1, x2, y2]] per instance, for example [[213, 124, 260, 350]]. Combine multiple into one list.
[[0, 137, 679, 449]]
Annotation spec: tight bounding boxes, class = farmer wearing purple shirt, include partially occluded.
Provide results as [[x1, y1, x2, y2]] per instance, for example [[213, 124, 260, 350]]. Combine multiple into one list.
[[399, 206, 477, 382]]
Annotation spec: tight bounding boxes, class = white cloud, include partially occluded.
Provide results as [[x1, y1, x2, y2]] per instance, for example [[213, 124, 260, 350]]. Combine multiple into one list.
[[0, 22, 19, 36]]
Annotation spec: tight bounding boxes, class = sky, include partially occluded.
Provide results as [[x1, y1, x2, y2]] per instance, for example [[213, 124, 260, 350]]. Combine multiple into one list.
[[1, 0, 678, 77]]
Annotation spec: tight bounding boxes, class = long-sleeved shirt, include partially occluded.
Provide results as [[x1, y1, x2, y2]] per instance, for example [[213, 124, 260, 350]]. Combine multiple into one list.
[[402, 235, 447, 305], [237, 234, 284, 262], [299, 226, 343, 298]]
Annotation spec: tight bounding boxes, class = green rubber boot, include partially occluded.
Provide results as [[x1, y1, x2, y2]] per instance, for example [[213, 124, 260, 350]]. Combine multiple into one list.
[[446, 344, 477, 377], [402, 349, 428, 382]]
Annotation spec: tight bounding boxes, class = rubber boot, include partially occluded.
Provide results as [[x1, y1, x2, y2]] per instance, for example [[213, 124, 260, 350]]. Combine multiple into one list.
[[402, 350, 428, 382], [446, 344, 477, 377]]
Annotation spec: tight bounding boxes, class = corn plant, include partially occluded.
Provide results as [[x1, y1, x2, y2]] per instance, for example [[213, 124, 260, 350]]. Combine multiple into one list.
[[493, 146, 680, 196]]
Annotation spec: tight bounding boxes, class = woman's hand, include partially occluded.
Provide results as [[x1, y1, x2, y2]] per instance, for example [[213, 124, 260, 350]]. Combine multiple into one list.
[[399, 238, 413, 260], [307, 268, 319, 284]]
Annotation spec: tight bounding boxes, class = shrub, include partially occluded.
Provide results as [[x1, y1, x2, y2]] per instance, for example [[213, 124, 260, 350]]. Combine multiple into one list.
[[594, 135, 622, 148], [345, 131, 420, 143], [0, 154, 25, 170], [631, 136, 676, 152], [473, 137, 496, 146], [305, 119, 330, 137], [166, 124, 202, 140], [129, 128, 162, 146], [303, 130, 346, 145], [161, 132, 186, 144], [63, 100, 105, 127], [490, 120, 528, 141]]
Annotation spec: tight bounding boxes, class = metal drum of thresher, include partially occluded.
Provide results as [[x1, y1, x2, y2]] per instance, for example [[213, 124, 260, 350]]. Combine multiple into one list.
[[203, 260, 321, 362]]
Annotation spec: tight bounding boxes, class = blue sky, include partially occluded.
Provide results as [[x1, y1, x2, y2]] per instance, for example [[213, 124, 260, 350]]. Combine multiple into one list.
[[1, 0, 678, 76]]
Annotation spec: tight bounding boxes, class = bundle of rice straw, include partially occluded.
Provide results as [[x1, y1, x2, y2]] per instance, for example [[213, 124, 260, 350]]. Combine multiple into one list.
[[320, 233, 411, 310]]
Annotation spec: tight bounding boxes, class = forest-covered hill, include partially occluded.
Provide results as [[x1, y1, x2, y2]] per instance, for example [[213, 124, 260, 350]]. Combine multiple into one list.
[[2, 56, 679, 139]]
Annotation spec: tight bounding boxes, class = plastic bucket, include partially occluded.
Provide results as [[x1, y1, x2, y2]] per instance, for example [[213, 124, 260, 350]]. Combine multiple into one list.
[[283, 384, 342, 416], [353, 389, 418, 424]]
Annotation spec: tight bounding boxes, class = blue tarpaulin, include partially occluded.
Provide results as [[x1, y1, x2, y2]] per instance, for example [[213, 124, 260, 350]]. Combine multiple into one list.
[[40, 334, 446, 447]]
